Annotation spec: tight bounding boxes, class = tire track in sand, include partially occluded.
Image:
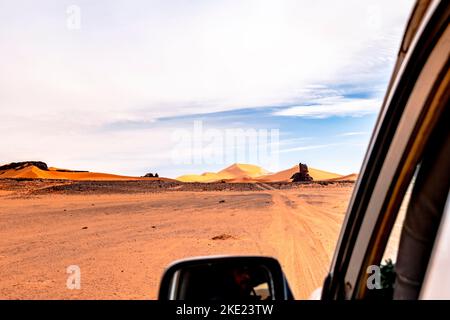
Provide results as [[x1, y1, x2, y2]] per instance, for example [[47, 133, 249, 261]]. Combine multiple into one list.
[[264, 190, 338, 299]]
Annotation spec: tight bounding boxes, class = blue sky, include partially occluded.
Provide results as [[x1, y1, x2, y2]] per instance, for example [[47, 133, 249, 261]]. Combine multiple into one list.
[[0, 0, 415, 177]]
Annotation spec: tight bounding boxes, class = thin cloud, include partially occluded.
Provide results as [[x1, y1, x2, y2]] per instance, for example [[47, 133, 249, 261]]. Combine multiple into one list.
[[279, 143, 342, 154], [339, 131, 370, 136], [273, 97, 380, 118]]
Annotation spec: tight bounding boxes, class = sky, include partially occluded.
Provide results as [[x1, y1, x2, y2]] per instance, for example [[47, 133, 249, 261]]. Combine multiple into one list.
[[0, 0, 415, 177]]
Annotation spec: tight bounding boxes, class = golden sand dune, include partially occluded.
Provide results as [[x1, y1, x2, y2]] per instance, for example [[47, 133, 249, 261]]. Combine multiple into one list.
[[177, 163, 344, 183], [176, 172, 223, 183], [0, 163, 171, 181], [177, 163, 269, 182], [218, 163, 269, 178], [326, 173, 358, 181]]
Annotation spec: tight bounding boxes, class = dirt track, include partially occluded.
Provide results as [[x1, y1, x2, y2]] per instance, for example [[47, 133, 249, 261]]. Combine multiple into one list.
[[0, 182, 353, 299]]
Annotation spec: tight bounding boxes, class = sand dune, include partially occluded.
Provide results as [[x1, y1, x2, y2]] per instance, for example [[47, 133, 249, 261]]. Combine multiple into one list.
[[178, 163, 343, 183], [177, 163, 269, 182], [176, 172, 224, 183], [327, 173, 358, 181], [1, 161, 352, 183], [0, 163, 171, 181], [218, 163, 269, 178]]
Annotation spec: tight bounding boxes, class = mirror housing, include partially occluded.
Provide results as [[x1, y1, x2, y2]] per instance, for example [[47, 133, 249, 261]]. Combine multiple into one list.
[[158, 255, 292, 300]]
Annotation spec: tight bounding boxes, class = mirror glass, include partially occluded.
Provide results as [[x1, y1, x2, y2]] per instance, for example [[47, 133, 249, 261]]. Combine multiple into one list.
[[159, 256, 289, 300]]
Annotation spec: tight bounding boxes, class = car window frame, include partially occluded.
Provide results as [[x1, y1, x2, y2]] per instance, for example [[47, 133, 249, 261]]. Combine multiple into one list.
[[322, 0, 450, 300]]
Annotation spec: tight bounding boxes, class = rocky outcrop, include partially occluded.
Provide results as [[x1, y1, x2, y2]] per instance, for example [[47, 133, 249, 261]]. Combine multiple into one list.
[[290, 163, 313, 182], [0, 161, 49, 171], [143, 173, 159, 178]]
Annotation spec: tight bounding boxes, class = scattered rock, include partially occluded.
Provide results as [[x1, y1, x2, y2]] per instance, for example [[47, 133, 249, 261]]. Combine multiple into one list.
[[211, 234, 235, 240]]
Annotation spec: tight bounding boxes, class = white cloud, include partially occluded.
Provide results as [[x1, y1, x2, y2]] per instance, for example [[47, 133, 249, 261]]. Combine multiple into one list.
[[0, 0, 414, 121], [273, 97, 380, 118], [339, 131, 370, 136], [279, 143, 343, 153]]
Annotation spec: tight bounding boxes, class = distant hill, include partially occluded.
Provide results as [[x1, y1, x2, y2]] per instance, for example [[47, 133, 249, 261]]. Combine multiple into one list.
[[0, 161, 357, 183], [177, 163, 268, 182], [0, 161, 49, 171], [0, 161, 172, 181], [177, 163, 351, 183]]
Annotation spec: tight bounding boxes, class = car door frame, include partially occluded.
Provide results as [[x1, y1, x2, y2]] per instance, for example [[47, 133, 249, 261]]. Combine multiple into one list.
[[321, 0, 450, 300]]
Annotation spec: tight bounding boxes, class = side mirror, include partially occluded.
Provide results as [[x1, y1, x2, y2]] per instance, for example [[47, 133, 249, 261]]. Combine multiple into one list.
[[158, 255, 293, 300]]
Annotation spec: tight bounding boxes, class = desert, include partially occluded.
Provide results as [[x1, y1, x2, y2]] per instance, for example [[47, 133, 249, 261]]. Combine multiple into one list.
[[0, 161, 355, 299]]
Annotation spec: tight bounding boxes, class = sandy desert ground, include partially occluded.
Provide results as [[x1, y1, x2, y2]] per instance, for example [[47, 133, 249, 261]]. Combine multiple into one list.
[[0, 179, 354, 299]]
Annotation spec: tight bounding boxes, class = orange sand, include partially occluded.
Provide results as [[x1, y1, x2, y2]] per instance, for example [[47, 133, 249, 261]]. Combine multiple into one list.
[[0, 185, 354, 299], [178, 163, 345, 183], [0, 165, 173, 181]]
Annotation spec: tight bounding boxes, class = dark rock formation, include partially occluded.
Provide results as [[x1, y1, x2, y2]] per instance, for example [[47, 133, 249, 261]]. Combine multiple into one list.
[[0, 161, 49, 171], [143, 172, 159, 178], [290, 163, 313, 182]]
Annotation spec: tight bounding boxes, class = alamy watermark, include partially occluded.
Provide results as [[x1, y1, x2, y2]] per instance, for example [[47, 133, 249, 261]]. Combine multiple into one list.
[[366, 265, 383, 290], [171, 121, 280, 168], [66, 265, 81, 290], [66, 5, 81, 30]]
